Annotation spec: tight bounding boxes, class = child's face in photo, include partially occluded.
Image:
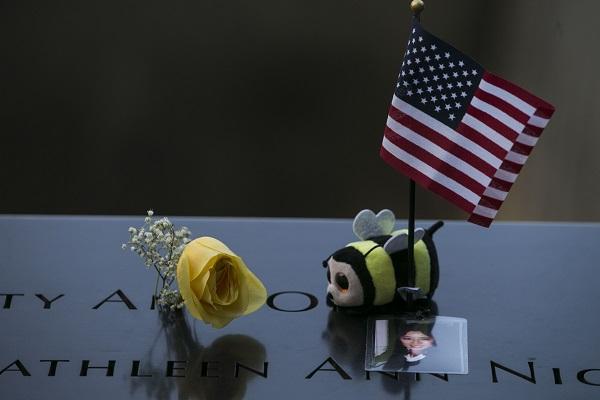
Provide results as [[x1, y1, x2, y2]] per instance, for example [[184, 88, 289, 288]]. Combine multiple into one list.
[[400, 330, 434, 353]]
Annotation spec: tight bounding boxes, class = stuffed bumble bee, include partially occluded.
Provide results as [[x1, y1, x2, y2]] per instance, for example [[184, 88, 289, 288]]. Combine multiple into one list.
[[323, 209, 443, 312]]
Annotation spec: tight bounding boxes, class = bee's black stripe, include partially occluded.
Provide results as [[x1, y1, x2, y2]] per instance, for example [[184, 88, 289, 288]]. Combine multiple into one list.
[[389, 250, 410, 290], [368, 235, 392, 246], [331, 246, 375, 306], [363, 244, 381, 257]]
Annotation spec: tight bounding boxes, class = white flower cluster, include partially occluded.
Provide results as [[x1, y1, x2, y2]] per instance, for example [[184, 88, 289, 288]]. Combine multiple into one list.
[[157, 287, 185, 310], [123, 210, 192, 310]]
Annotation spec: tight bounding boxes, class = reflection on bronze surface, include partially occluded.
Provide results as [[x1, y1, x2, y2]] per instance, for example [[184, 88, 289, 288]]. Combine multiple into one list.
[[129, 311, 266, 400], [322, 310, 414, 398]]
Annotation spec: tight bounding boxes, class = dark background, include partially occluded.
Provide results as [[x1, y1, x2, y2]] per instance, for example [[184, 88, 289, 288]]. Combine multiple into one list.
[[1, 0, 598, 222]]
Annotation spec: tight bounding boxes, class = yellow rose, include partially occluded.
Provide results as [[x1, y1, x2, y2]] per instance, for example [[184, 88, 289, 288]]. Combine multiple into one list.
[[176, 237, 267, 328]]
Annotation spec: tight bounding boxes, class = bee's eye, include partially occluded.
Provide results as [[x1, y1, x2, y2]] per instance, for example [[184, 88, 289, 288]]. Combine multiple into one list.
[[322, 260, 328, 268], [326, 268, 331, 283], [335, 272, 349, 291]]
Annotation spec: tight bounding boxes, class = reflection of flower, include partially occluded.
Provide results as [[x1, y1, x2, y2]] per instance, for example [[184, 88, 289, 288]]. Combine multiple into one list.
[[129, 314, 267, 400], [177, 237, 267, 328]]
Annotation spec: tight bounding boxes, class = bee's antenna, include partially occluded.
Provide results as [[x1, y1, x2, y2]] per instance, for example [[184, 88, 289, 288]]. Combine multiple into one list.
[[426, 221, 444, 236]]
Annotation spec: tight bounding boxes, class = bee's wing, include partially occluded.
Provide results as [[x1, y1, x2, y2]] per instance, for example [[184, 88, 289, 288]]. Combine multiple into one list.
[[353, 209, 396, 240], [383, 228, 425, 254]]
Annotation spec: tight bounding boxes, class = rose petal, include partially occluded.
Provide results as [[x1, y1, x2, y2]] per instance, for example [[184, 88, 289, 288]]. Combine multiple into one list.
[[176, 236, 268, 328], [195, 237, 238, 258], [185, 239, 225, 281], [212, 257, 239, 306], [235, 258, 267, 315], [189, 264, 211, 301], [211, 265, 249, 318], [201, 311, 235, 329], [177, 255, 210, 322]]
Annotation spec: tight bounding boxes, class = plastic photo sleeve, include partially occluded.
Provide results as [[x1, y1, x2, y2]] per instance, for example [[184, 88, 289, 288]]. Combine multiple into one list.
[[365, 315, 468, 374]]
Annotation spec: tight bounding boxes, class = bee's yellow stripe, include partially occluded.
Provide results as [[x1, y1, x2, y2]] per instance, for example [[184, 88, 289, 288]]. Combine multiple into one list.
[[348, 241, 397, 305], [414, 240, 431, 294]]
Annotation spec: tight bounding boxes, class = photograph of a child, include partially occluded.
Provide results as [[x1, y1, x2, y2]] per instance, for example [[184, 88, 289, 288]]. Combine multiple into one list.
[[366, 316, 468, 374], [399, 323, 436, 363]]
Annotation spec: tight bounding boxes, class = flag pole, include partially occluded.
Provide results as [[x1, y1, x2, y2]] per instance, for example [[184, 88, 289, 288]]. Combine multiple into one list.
[[406, 0, 424, 307]]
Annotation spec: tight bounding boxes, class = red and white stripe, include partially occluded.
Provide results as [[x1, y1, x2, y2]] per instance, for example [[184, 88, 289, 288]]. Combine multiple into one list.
[[381, 71, 554, 227]]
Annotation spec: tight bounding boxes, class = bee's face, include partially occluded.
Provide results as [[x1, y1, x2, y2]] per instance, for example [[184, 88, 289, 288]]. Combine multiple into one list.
[[325, 257, 364, 307]]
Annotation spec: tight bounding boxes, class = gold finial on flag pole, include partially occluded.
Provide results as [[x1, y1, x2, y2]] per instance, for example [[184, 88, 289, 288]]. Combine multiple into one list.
[[410, 0, 425, 18]]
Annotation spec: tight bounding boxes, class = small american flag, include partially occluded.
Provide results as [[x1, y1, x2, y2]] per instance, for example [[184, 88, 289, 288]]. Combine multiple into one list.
[[381, 21, 555, 227]]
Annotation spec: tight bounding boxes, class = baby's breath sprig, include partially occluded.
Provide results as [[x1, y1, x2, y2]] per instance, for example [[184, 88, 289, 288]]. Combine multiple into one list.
[[122, 210, 191, 311]]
